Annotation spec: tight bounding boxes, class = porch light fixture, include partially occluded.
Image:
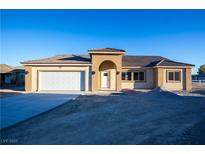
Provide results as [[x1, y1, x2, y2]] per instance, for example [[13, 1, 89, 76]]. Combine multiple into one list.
[[92, 71, 95, 75]]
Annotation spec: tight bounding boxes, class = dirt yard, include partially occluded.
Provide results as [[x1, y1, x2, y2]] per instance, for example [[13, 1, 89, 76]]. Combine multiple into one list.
[[1, 89, 205, 145], [191, 82, 205, 95]]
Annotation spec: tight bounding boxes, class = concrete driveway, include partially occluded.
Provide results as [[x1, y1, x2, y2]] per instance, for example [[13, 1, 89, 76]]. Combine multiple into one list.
[[0, 93, 79, 129]]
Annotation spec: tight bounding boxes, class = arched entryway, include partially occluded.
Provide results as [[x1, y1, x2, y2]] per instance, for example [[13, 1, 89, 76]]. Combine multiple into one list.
[[99, 60, 117, 90]]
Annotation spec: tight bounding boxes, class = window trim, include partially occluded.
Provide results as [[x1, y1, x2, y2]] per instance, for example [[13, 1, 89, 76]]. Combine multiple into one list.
[[166, 70, 181, 83], [121, 72, 126, 80], [121, 70, 146, 82], [133, 70, 146, 82], [121, 71, 132, 81]]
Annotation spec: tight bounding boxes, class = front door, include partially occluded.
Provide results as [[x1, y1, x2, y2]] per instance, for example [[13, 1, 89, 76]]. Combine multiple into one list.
[[101, 72, 109, 88]]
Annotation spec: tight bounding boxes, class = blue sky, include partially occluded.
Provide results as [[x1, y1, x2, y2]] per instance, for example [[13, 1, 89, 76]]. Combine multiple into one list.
[[1, 10, 205, 74]]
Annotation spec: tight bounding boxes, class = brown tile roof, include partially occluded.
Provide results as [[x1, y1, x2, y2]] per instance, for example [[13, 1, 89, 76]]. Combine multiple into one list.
[[21, 55, 91, 64], [0, 64, 13, 74], [0, 64, 25, 74], [21, 54, 194, 67], [122, 56, 194, 67], [88, 48, 125, 53], [156, 59, 195, 67], [122, 56, 166, 67]]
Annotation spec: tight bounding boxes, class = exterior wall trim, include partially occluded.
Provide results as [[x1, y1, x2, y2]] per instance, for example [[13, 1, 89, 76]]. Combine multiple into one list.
[[166, 70, 182, 83], [121, 70, 147, 82], [23, 64, 91, 66], [30, 66, 90, 92], [88, 51, 124, 54], [37, 70, 87, 91], [154, 66, 193, 68], [122, 67, 153, 69], [90, 54, 122, 91]]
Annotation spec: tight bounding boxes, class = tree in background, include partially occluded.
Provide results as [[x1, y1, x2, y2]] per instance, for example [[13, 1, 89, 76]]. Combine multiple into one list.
[[198, 64, 205, 74]]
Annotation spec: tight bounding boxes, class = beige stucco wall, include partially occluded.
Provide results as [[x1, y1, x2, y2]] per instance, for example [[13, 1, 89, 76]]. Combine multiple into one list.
[[24, 62, 192, 92], [25, 65, 90, 92], [25, 66, 32, 92], [121, 68, 154, 89], [154, 67, 192, 91], [185, 68, 192, 91], [154, 67, 163, 87], [99, 60, 116, 90], [161, 68, 183, 90], [91, 54, 122, 91]]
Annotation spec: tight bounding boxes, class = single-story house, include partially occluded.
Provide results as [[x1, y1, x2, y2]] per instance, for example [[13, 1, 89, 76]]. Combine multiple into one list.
[[0, 64, 25, 87], [21, 48, 194, 92]]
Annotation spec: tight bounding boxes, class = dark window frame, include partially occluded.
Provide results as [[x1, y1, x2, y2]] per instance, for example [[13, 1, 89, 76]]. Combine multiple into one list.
[[122, 72, 126, 80], [167, 70, 181, 82], [121, 72, 132, 81], [133, 71, 146, 82]]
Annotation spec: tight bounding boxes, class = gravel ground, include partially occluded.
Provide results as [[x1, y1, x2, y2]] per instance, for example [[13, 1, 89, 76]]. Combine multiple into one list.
[[191, 89, 205, 96], [1, 89, 205, 145], [191, 82, 205, 95]]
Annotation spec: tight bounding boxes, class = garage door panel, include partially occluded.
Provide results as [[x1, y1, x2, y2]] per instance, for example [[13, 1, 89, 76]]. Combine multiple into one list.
[[39, 71, 85, 91]]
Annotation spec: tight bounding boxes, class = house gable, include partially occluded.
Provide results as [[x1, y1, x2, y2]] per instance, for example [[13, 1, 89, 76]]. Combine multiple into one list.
[[88, 48, 124, 91]]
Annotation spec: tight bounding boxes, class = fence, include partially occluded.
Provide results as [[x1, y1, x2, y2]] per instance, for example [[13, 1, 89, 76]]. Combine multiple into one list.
[[192, 80, 205, 89]]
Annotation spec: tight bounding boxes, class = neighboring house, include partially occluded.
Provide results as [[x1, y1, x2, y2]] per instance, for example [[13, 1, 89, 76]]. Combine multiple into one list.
[[21, 48, 194, 92], [0, 64, 25, 87], [192, 73, 205, 81], [0, 64, 13, 86]]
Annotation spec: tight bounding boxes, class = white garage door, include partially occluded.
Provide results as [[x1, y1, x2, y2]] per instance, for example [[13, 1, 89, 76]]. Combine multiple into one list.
[[39, 71, 85, 91]]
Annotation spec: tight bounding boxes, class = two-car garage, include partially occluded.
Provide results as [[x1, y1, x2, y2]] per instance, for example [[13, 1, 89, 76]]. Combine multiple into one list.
[[38, 71, 85, 91], [24, 65, 90, 92]]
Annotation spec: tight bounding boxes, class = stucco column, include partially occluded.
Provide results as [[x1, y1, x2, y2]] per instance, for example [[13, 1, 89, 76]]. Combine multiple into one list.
[[25, 65, 32, 92], [185, 68, 192, 91], [91, 63, 99, 91], [85, 67, 89, 91], [116, 67, 121, 91], [91, 54, 123, 91], [154, 67, 163, 88]]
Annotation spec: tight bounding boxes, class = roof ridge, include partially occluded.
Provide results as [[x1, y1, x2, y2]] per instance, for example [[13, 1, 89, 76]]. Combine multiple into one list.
[[156, 59, 165, 66], [88, 48, 125, 52], [55, 54, 70, 56], [124, 55, 164, 57], [0, 64, 12, 67], [157, 59, 194, 66]]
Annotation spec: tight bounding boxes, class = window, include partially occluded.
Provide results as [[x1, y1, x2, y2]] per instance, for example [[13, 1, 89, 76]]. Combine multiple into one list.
[[127, 72, 131, 80], [139, 72, 145, 81], [168, 72, 174, 80], [122, 72, 126, 80], [122, 72, 132, 80], [167, 71, 181, 82], [134, 72, 139, 80], [134, 71, 145, 81], [175, 72, 180, 81]]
